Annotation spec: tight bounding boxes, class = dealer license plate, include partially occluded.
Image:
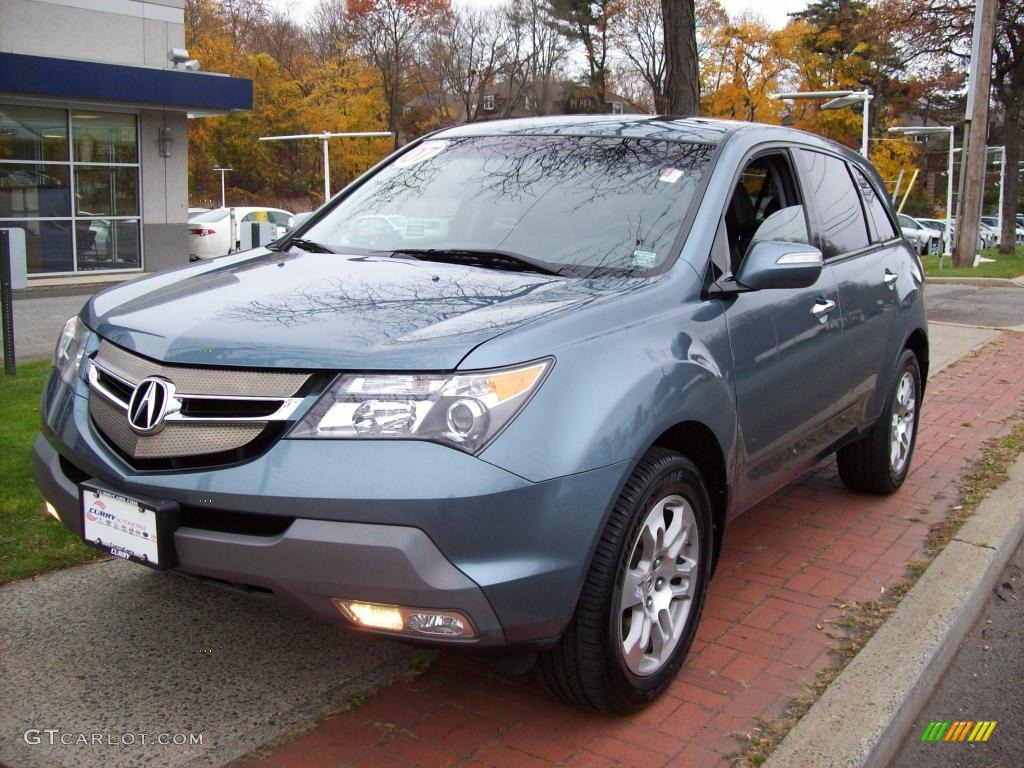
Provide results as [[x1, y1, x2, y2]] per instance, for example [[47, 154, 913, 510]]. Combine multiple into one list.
[[81, 486, 161, 567]]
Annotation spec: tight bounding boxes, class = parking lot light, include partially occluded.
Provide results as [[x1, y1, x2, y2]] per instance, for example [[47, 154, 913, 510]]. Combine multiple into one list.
[[889, 125, 956, 261], [772, 90, 873, 158]]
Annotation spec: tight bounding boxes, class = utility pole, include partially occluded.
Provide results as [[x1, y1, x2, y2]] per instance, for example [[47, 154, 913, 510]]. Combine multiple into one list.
[[954, 0, 998, 268]]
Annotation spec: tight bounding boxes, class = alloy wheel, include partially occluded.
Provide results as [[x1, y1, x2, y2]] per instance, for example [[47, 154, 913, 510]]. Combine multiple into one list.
[[619, 494, 700, 677]]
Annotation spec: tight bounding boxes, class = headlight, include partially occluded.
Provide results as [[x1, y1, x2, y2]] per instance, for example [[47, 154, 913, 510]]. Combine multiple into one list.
[[53, 316, 90, 386], [289, 359, 552, 454]]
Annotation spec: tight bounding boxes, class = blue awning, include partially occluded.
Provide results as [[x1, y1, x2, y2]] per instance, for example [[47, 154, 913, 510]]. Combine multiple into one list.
[[0, 52, 252, 113]]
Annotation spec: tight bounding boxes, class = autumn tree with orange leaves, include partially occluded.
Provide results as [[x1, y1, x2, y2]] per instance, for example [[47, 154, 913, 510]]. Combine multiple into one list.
[[183, 0, 983, 219]]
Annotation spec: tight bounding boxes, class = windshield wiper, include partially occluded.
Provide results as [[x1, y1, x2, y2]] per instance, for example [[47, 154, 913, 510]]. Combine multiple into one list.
[[383, 248, 561, 276], [270, 238, 335, 254]]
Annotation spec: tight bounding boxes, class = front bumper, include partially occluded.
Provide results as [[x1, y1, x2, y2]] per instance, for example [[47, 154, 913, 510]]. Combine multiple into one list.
[[34, 370, 630, 647]]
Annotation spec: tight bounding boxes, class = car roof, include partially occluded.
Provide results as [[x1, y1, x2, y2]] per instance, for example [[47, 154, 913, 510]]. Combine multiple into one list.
[[435, 115, 737, 145], [435, 114, 858, 151]]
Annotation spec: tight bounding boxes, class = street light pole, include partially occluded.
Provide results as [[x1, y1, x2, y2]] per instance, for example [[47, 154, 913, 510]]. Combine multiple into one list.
[[213, 167, 231, 208], [862, 95, 870, 159], [771, 90, 873, 157], [258, 131, 393, 203], [995, 146, 1005, 236], [946, 129, 955, 258]]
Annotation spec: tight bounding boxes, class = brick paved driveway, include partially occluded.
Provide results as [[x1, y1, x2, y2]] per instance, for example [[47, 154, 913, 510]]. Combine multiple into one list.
[[238, 333, 1024, 768]]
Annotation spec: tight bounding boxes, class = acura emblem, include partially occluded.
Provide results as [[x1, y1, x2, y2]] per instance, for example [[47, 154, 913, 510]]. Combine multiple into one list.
[[127, 377, 173, 434]]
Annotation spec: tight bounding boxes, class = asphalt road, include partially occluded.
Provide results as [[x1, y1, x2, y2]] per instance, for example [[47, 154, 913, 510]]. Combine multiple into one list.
[[0, 560, 433, 768], [924, 283, 1024, 330], [2, 289, 94, 366], [889, 539, 1024, 768]]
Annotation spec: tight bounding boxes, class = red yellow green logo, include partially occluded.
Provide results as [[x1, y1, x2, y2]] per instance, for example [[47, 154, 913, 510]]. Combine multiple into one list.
[[920, 721, 997, 742]]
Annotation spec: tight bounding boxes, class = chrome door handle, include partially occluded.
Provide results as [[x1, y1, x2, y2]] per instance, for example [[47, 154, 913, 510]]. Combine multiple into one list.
[[811, 299, 836, 321], [884, 269, 898, 288]]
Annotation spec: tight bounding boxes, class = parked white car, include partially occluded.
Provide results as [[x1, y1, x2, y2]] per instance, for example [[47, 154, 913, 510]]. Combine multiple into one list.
[[976, 221, 1000, 249], [288, 211, 314, 229], [916, 218, 992, 254], [188, 207, 293, 260], [188, 207, 210, 219], [980, 216, 1024, 246], [897, 214, 942, 255]]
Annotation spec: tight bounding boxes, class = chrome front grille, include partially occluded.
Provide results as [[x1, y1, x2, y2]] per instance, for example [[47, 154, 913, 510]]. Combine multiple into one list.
[[89, 396, 265, 459], [86, 341, 311, 464]]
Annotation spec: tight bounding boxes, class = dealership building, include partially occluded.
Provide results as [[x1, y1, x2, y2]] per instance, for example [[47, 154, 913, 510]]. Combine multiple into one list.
[[0, 0, 252, 279]]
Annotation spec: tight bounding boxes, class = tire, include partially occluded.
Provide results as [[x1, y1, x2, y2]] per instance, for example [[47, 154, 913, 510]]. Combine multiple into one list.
[[837, 348, 922, 494], [538, 448, 713, 712]]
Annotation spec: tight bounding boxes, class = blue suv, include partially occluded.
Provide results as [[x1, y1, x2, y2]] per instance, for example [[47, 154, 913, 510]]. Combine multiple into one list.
[[35, 116, 927, 712]]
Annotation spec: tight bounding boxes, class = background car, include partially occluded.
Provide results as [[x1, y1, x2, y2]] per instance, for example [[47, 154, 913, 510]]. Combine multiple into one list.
[[897, 214, 942, 255], [189, 206, 293, 260], [976, 220, 1000, 249], [915, 218, 950, 252], [188, 207, 210, 219], [980, 216, 1024, 246]]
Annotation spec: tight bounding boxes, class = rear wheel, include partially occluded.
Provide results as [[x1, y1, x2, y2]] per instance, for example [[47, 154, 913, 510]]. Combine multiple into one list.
[[837, 348, 922, 494], [538, 448, 713, 712]]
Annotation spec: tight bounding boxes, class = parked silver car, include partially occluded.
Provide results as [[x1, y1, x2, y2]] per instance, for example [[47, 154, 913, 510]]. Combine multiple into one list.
[[897, 214, 941, 255]]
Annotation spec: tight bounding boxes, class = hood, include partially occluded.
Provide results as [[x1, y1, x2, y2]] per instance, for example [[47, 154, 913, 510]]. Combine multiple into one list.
[[85, 250, 618, 369]]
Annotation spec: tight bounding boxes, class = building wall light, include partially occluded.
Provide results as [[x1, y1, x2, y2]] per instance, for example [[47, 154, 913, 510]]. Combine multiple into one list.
[[158, 126, 173, 158]]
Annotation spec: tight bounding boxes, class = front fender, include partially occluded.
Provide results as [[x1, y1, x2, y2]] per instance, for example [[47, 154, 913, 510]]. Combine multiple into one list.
[[474, 291, 737, 485]]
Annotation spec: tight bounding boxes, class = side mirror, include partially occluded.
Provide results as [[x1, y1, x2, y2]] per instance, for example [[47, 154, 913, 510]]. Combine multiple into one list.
[[734, 240, 823, 290]]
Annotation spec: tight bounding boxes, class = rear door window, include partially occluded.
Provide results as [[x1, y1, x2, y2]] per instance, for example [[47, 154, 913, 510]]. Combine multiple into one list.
[[852, 168, 898, 243], [796, 150, 870, 258]]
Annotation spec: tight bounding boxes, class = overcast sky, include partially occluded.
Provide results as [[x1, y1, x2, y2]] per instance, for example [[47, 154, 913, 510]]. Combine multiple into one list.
[[268, 0, 810, 31]]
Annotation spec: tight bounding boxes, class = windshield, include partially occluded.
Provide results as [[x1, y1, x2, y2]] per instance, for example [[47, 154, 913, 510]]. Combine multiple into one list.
[[303, 135, 714, 276], [190, 209, 229, 223]]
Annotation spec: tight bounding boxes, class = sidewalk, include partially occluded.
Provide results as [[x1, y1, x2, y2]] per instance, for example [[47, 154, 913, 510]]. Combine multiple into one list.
[[235, 332, 1024, 768]]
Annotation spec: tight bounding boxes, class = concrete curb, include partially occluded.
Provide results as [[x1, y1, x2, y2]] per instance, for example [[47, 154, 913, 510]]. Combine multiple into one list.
[[763, 454, 1024, 768], [927, 276, 1021, 288]]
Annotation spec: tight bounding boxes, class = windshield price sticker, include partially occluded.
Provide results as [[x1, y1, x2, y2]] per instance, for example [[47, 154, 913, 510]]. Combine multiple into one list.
[[659, 168, 684, 184], [632, 250, 657, 268], [395, 141, 448, 168]]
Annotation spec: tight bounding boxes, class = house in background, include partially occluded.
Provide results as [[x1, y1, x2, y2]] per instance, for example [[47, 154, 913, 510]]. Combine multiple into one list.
[[471, 81, 645, 122], [0, 0, 252, 280], [400, 80, 645, 141]]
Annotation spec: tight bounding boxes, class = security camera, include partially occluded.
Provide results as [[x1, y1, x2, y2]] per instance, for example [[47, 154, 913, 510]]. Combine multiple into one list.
[[184, 60, 201, 72], [168, 48, 190, 65]]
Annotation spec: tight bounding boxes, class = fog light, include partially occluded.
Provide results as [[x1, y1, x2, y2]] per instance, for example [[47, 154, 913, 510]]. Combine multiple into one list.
[[406, 612, 467, 636], [340, 601, 404, 631], [333, 599, 476, 638], [44, 502, 61, 521]]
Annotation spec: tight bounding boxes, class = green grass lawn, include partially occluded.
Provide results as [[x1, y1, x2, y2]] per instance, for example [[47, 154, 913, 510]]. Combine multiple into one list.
[[923, 245, 1024, 279], [0, 361, 101, 584]]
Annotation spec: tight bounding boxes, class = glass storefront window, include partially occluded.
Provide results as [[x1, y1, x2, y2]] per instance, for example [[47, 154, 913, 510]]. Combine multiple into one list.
[[76, 218, 141, 271], [0, 163, 70, 218], [73, 112, 138, 164], [74, 166, 138, 217], [0, 105, 68, 162], [0, 104, 142, 275], [1, 219, 74, 273]]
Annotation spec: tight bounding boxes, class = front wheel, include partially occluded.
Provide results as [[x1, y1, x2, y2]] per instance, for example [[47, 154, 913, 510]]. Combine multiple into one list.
[[837, 348, 922, 494], [538, 449, 713, 712]]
